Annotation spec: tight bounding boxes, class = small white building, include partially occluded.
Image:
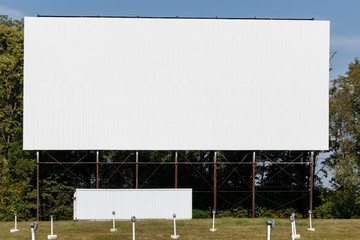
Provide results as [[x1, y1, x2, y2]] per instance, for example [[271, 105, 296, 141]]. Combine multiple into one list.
[[73, 189, 192, 220]]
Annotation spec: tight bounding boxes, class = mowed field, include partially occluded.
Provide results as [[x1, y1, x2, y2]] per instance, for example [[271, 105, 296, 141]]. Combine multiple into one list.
[[1, 218, 360, 240]]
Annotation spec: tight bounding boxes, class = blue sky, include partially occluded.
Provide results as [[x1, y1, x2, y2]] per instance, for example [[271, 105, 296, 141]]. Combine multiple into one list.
[[1, 0, 360, 80]]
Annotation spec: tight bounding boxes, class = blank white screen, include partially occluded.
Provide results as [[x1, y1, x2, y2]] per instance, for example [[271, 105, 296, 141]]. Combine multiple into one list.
[[24, 17, 329, 150]]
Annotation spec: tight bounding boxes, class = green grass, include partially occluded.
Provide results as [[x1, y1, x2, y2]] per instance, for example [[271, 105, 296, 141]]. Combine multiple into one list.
[[1, 218, 360, 239]]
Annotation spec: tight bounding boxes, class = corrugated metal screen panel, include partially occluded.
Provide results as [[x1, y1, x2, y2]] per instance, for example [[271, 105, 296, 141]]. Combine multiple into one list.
[[73, 189, 192, 220], [24, 17, 329, 150]]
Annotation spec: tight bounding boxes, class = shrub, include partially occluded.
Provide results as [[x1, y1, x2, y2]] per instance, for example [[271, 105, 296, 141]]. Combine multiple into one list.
[[216, 210, 233, 218], [314, 202, 335, 219], [232, 207, 250, 218], [274, 208, 299, 219], [192, 209, 211, 218]]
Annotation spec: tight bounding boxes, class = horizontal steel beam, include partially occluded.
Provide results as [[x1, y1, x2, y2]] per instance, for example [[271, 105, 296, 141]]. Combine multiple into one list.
[[36, 15, 315, 21], [193, 190, 309, 193], [38, 161, 310, 165]]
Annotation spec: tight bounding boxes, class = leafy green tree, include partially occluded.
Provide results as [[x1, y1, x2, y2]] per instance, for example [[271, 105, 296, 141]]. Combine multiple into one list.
[[0, 15, 23, 167], [318, 58, 360, 218], [0, 15, 37, 220]]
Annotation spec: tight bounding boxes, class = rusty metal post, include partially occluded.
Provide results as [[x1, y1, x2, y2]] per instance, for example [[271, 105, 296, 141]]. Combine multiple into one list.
[[213, 151, 217, 214], [136, 151, 139, 189], [310, 151, 314, 212], [252, 151, 256, 218], [36, 151, 40, 221], [96, 151, 99, 189], [174, 151, 178, 188]]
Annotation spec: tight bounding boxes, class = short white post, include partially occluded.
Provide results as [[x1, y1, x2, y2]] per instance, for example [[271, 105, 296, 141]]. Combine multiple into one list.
[[210, 210, 216, 232], [266, 220, 274, 240], [171, 213, 180, 239], [131, 216, 136, 240], [290, 213, 300, 239], [31, 227, 35, 240], [10, 213, 19, 232], [110, 211, 117, 232], [293, 219, 298, 238], [307, 210, 315, 231], [173, 218, 176, 235], [48, 215, 57, 239]]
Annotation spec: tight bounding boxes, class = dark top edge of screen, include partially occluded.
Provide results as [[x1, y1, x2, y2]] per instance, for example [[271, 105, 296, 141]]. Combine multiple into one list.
[[35, 15, 315, 21]]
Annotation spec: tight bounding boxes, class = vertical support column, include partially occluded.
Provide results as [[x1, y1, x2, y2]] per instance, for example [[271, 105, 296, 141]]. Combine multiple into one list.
[[135, 151, 139, 189], [96, 151, 99, 189], [213, 151, 217, 214], [36, 151, 40, 221], [174, 151, 178, 188], [252, 151, 256, 218], [310, 151, 314, 212]]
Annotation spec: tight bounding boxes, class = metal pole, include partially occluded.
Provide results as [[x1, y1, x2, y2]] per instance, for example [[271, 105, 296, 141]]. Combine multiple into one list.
[[212, 212, 215, 230], [210, 210, 216, 232], [132, 221, 135, 240], [136, 151, 139, 189], [267, 225, 270, 240], [31, 227, 35, 240], [15, 214, 17, 230], [37, 151, 40, 221], [252, 151, 255, 218], [110, 211, 117, 232], [307, 210, 315, 231], [175, 151, 178, 188], [173, 217, 176, 236], [213, 151, 217, 214], [51, 216, 53, 235], [310, 152, 314, 212], [96, 151, 99, 189]]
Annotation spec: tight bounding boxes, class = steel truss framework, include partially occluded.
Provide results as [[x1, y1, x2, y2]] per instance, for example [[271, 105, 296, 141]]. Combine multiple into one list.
[[36, 151, 315, 221]]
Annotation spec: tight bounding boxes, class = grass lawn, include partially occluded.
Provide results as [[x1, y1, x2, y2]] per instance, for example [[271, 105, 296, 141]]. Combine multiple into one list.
[[1, 218, 360, 239]]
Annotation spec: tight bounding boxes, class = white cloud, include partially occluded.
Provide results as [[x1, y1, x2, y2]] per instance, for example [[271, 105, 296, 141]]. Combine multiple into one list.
[[0, 5, 25, 20], [331, 36, 360, 51]]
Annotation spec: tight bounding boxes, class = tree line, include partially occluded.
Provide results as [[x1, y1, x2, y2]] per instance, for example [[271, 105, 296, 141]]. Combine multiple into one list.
[[0, 15, 359, 220]]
